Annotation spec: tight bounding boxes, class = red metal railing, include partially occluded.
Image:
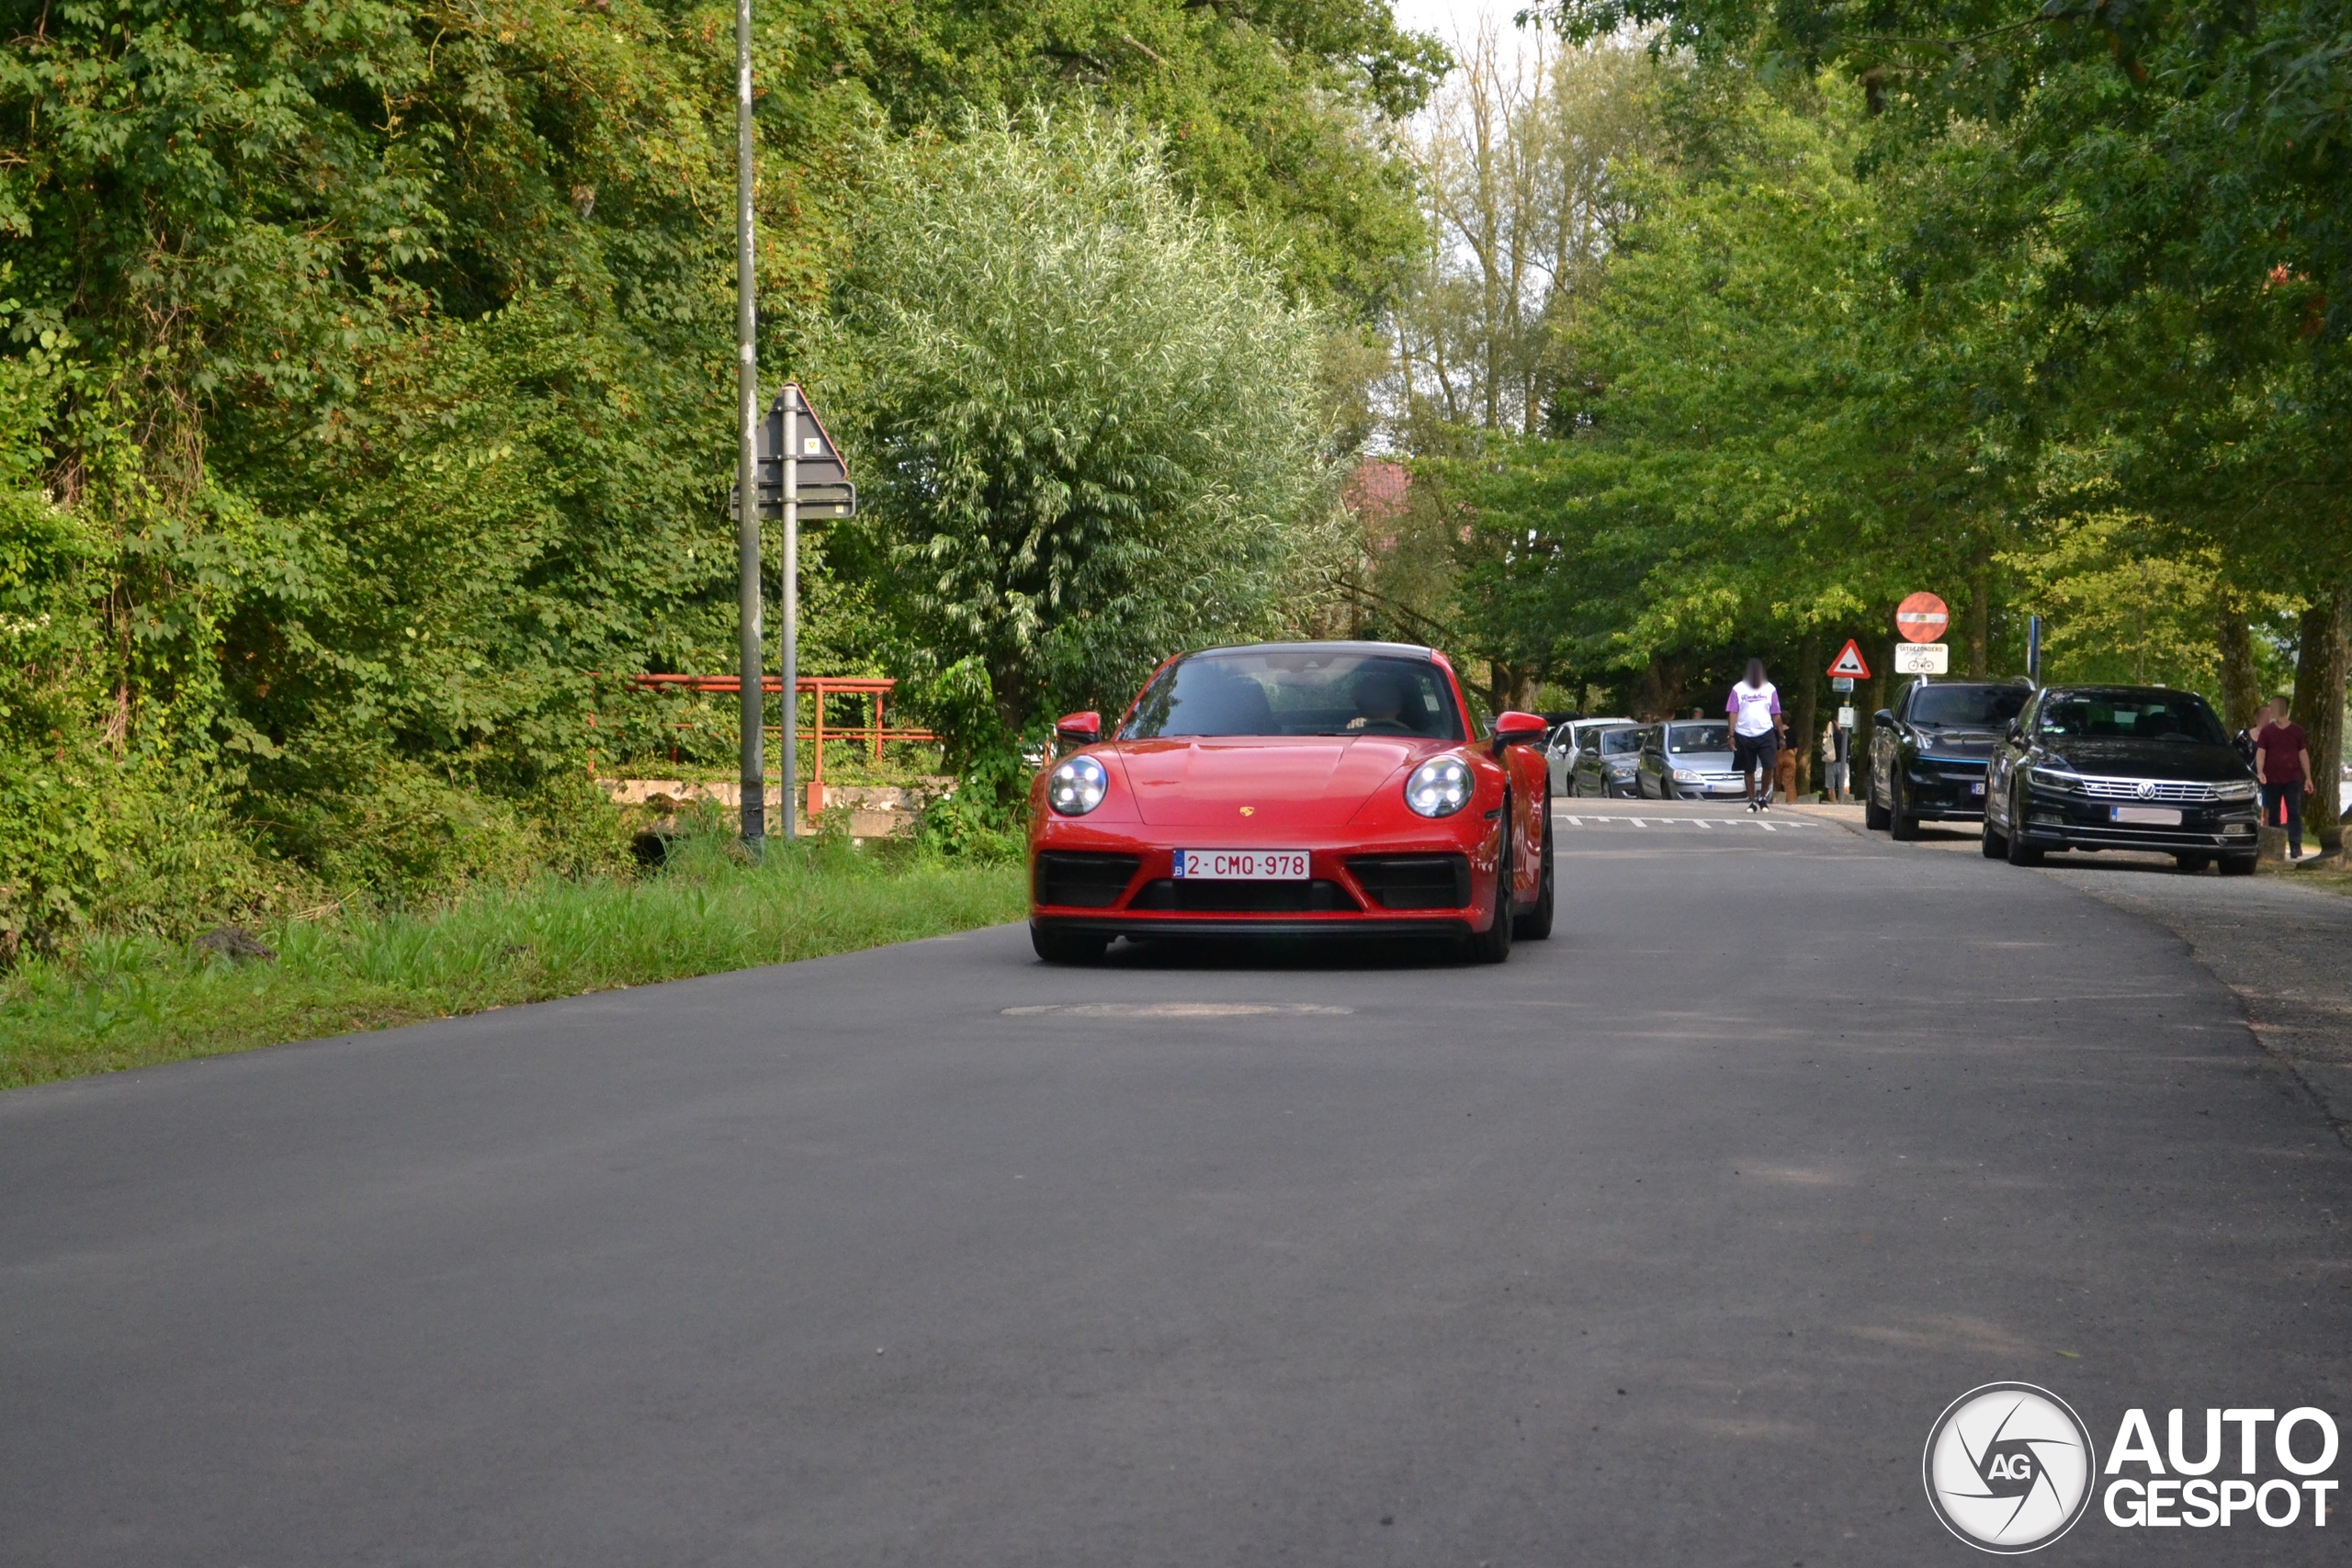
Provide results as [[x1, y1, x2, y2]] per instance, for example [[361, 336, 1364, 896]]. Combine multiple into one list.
[[616, 674, 938, 818]]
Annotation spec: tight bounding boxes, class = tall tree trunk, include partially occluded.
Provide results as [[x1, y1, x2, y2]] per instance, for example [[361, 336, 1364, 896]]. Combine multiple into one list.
[[1965, 544, 1992, 678], [1791, 627, 1821, 796], [2290, 587, 2347, 853], [2216, 594, 2261, 734]]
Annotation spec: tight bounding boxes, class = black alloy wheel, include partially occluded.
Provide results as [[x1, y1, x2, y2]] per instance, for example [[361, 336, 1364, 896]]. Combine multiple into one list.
[[1889, 774, 1920, 840], [1465, 797, 1515, 964], [1514, 785, 1555, 941], [2005, 785, 2046, 866], [2175, 852, 2212, 873], [2220, 852, 2257, 876]]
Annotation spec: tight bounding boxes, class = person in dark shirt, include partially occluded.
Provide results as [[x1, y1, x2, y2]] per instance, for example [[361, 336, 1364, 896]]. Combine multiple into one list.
[[2254, 695, 2312, 859]]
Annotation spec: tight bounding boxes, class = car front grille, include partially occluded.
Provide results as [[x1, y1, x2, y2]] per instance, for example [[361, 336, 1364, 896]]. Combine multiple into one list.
[[1128, 878, 1360, 914], [1347, 853, 1472, 910], [1034, 852, 1142, 908], [2069, 776, 2231, 803]]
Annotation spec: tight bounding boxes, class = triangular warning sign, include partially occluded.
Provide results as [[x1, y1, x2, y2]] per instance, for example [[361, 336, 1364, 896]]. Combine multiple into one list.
[[1826, 639, 1871, 680]]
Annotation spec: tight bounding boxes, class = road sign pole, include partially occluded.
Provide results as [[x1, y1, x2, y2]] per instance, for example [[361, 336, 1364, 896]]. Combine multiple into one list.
[[781, 390, 798, 840], [2027, 615, 2043, 686], [732, 0, 763, 848]]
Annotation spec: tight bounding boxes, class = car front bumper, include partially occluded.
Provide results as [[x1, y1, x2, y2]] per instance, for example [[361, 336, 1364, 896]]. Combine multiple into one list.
[[1904, 759, 1992, 820], [2014, 785, 2261, 852]]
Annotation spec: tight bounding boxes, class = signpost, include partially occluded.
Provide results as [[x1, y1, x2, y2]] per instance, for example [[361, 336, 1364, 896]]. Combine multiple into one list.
[[733, 0, 762, 846], [1894, 642, 1951, 675], [1826, 640, 1871, 681], [1896, 592, 1950, 645], [729, 385, 854, 839], [2027, 614, 2043, 685]]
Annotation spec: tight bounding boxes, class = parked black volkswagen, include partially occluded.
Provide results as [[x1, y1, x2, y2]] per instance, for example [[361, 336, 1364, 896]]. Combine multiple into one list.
[[1982, 685, 2261, 872], [1865, 679, 2032, 839]]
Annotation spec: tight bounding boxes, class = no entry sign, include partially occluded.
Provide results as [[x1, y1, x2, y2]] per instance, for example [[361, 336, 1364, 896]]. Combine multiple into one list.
[[1896, 592, 1950, 644]]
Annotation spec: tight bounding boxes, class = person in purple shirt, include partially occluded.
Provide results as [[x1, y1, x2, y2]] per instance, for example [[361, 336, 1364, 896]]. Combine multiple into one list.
[[1726, 659, 1782, 811]]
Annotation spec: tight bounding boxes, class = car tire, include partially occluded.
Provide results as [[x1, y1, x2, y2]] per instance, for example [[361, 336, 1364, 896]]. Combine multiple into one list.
[[1514, 787, 1555, 941], [1863, 771, 1891, 830], [2220, 852, 2257, 876], [1465, 804, 1515, 964], [1031, 925, 1108, 964], [1981, 810, 2007, 858], [1889, 775, 1920, 840], [2175, 852, 2212, 873], [2006, 789, 2045, 866]]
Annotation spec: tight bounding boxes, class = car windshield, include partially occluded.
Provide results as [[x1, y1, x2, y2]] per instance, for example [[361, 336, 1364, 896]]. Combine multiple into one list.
[[1118, 650, 1465, 740], [1598, 728, 1643, 756], [2037, 692, 2228, 745], [1910, 685, 2030, 727], [1667, 722, 1729, 754]]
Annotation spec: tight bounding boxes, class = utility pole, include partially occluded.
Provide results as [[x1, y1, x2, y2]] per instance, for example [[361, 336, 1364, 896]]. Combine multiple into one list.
[[732, 0, 763, 847], [780, 390, 798, 840]]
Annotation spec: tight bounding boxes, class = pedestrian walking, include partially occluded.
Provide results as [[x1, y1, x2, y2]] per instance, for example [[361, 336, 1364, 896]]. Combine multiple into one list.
[[1821, 716, 1850, 803], [1727, 659, 1781, 811], [2254, 694, 2312, 859]]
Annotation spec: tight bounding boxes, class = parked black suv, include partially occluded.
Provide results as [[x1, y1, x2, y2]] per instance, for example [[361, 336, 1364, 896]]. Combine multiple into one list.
[[1865, 679, 2032, 839], [1982, 685, 2261, 872]]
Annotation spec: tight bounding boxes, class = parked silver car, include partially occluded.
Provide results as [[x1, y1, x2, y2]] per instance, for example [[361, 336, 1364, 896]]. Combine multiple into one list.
[[1546, 716, 1634, 795], [1636, 719, 1750, 801], [1567, 723, 1644, 797]]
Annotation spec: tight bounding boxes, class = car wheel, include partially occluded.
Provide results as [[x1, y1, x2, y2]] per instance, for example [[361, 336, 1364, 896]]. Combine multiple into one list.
[[1031, 925, 1108, 964], [1465, 804, 1515, 964], [2220, 852, 2257, 876], [1981, 809, 2007, 858], [2175, 852, 2212, 873], [2006, 788, 2045, 866], [1889, 774, 1920, 840], [1513, 786, 1555, 942], [1863, 770, 1891, 830]]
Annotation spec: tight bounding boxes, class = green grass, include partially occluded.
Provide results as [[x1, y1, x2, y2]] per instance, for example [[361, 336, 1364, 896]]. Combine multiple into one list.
[[0, 831, 1027, 1090]]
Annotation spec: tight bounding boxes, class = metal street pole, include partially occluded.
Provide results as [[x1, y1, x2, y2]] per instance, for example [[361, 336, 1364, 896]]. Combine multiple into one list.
[[732, 0, 763, 847], [781, 389, 798, 840]]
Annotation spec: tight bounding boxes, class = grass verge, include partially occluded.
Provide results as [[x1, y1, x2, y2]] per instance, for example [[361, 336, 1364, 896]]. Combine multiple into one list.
[[0, 830, 1026, 1090]]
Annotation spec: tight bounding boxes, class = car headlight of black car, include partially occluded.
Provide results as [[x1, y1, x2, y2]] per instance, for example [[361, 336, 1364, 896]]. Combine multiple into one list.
[[2026, 765, 2080, 793], [1046, 754, 1108, 815], [1406, 755, 1473, 818], [2213, 779, 2257, 801]]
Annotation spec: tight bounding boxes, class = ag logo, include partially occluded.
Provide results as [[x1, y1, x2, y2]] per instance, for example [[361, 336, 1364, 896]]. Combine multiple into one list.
[[1923, 1382, 2097, 1553]]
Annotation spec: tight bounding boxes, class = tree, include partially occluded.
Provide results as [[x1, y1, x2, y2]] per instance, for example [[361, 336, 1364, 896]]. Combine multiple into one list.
[[819, 111, 1338, 751]]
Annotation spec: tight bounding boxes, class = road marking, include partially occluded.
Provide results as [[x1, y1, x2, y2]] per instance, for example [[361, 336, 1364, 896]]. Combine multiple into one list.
[[1002, 1002, 1355, 1019]]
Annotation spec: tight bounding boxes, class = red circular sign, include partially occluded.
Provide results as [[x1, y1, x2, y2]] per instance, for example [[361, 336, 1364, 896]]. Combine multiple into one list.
[[1895, 592, 1950, 645]]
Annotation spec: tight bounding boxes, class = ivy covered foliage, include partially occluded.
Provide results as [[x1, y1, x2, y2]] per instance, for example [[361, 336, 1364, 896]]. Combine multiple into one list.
[[0, 0, 1434, 951]]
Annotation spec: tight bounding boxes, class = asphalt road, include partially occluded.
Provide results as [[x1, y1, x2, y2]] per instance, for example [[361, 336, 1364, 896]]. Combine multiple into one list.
[[6, 798, 2348, 1564]]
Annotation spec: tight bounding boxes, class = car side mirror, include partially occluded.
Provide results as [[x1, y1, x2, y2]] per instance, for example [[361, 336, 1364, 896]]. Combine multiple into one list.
[[1055, 710, 1101, 747], [1872, 708, 1895, 728], [2006, 721, 2023, 743], [1493, 710, 1547, 756]]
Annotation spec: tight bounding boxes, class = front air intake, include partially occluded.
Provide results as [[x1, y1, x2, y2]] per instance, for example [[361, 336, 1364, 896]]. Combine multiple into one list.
[[1347, 853, 1472, 910], [1034, 852, 1142, 908]]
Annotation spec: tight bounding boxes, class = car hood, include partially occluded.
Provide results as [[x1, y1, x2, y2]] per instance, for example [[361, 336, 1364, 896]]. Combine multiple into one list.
[[1111, 736, 1434, 827], [2033, 738, 2248, 781]]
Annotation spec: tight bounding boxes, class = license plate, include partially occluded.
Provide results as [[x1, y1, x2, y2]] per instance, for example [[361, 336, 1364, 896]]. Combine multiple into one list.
[[1172, 849, 1309, 880], [1970, 781, 1984, 796], [2110, 806, 2180, 826]]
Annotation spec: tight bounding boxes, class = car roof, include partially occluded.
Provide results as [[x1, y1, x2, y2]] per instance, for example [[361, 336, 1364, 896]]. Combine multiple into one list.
[[1187, 640, 1436, 661], [2041, 684, 2205, 701]]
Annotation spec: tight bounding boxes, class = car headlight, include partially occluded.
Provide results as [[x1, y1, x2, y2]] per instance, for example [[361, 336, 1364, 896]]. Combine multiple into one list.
[[2213, 779, 2257, 801], [1671, 767, 1700, 783], [2026, 765, 2079, 793], [1406, 755, 1473, 818], [1046, 754, 1108, 815]]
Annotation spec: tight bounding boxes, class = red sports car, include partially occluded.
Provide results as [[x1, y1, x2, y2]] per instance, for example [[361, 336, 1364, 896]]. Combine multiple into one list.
[[1027, 640, 1555, 964]]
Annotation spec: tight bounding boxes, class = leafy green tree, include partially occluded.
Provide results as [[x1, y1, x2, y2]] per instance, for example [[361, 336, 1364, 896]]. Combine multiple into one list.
[[819, 111, 1337, 751]]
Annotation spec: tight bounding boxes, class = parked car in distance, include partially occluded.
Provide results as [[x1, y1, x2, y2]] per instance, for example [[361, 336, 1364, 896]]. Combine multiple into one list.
[[1569, 723, 1644, 797], [1864, 679, 2032, 840], [1636, 719, 1748, 801], [1547, 716, 1634, 795], [1981, 684, 2261, 873]]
